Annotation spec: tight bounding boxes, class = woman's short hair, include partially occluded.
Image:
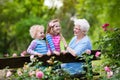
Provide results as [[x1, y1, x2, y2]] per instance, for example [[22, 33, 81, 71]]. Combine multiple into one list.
[[74, 19, 90, 34]]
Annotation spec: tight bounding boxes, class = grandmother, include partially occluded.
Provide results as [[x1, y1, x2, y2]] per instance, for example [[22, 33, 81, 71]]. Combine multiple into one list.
[[61, 18, 92, 75]]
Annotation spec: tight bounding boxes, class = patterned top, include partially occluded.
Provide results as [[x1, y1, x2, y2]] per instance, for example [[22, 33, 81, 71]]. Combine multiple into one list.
[[61, 35, 92, 75], [27, 39, 48, 55], [46, 34, 61, 52]]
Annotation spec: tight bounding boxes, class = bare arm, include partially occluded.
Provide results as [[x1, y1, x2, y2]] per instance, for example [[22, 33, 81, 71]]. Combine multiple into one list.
[[66, 47, 77, 57], [60, 33, 68, 48]]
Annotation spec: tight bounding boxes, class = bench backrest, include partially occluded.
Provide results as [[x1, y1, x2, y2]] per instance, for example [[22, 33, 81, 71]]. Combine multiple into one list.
[[0, 50, 100, 69]]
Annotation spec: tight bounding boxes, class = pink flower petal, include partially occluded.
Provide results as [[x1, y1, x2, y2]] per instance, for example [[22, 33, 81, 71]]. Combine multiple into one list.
[[95, 51, 101, 57], [85, 49, 91, 55], [30, 55, 34, 61], [104, 66, 111, 72], [107, 71, 113, 78], [12, 53, 17, 57], [6, 71, 12, 77], [36, 71, 44, 79]]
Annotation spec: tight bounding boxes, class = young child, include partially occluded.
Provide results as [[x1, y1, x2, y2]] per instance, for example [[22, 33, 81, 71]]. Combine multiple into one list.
[[27, 25, 51, 57], [46, 19, 67, 55]]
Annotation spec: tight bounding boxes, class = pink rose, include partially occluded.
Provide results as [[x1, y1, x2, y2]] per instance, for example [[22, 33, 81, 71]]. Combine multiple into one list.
[[30, 55, 34, 61], [4, 53, 9, 57], [6, 70, 12, 77], [36, 71, 44, 79], [104, 66, 111, 72], [17, 70, 22, 76], [85, 49, 91, 55], [107, 71, 113, 78], [95, 51, 101, 57], [21, 53, 25, 57], [12, 53, 17, 57]]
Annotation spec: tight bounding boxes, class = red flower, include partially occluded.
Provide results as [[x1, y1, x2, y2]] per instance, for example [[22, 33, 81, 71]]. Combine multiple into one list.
[[102, 23, 109, 28], [102, 23, 109, 31]]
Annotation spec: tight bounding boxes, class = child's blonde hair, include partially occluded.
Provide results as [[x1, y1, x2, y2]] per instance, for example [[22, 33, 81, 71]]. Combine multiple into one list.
[[46, 19, 60, 34], [30, 25, 44, 39]]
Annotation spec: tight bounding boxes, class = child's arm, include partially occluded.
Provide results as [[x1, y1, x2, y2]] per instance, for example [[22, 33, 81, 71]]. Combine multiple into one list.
[[27, 40, 37, 55], [46, 34, 60, 55], [46, 34, 56, 51], [27, 40, 43, 57], [66, 47, 76, 57]]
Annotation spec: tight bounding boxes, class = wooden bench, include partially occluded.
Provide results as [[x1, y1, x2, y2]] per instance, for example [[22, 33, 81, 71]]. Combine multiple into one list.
[[0, 50, 101, 78]]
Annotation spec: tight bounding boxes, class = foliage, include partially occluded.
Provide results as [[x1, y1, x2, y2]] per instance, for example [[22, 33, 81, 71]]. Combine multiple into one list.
[[100, 69, 120, 80], [0, 0, 120, 55], [96, 25, 120, 67], [9, 56, 72, 80], [82, 52, 94, 80], [82, 50, 101, 80], [0, 0, 54, 55], [95, 24, 120, 79]]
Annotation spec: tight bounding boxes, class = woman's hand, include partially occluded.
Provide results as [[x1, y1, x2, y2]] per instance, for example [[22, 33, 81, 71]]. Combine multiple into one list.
[[67, 47, 76, 57]]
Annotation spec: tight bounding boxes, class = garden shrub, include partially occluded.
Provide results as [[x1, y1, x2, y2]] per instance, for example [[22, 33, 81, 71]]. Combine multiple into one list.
[[96, 23, 120, 79]]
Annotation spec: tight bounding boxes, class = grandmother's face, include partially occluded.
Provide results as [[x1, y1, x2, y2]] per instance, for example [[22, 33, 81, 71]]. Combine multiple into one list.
[[73, 25, 82, 36]]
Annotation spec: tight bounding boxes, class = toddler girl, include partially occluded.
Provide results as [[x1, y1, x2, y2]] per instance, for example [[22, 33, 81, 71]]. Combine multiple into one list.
[[27, 25, 51, 57]]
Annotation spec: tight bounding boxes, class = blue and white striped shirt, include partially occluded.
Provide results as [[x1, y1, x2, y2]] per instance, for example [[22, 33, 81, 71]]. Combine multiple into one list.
[[27, 39, 48, 55]]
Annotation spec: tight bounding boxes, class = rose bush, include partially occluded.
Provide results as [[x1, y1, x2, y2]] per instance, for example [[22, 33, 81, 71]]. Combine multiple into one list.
[[96, 23, 120, 79], [7, 56, 72, 80]]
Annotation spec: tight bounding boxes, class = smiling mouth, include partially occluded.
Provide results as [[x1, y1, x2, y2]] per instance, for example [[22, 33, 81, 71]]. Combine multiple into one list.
[[41, 36, 44, 38]]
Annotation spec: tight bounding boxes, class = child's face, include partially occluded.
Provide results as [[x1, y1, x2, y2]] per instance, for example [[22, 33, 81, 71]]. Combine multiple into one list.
[[36, 30, 45, 39], [52, 22, 61, 34]]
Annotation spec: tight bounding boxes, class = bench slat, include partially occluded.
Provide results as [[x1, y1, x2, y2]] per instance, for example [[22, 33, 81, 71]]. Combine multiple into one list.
[[0, 50, 100, 69]]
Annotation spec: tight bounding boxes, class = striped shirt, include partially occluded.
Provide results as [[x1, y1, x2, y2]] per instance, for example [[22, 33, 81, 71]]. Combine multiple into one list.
[[46, 34, 61, 52], [27, 39, 48, 55]]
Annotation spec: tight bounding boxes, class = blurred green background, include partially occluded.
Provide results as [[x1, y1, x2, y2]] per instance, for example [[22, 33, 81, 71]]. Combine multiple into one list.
[[0, 0, 120, 56]]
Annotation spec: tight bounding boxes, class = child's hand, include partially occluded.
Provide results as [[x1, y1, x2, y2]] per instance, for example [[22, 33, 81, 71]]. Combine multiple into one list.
[[37, 54, 43, 57], [53, 50, 60, 56], [35, 53, 43, 57], [47, 51, 51, 56], [61, 50, 67, 54]]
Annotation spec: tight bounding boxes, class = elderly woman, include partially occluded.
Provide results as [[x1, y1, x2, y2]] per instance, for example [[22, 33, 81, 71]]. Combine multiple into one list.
[[61, 18, 92, 75]]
